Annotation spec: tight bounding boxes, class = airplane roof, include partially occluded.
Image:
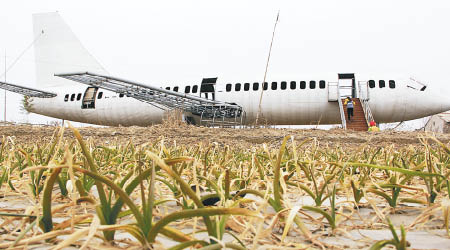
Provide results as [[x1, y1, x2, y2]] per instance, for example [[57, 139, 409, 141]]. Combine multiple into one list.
[[437, 112, 450, 123]]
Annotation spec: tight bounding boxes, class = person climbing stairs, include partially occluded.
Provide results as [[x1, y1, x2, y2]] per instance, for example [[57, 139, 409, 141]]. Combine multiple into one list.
[[342, 98, 369, 131]]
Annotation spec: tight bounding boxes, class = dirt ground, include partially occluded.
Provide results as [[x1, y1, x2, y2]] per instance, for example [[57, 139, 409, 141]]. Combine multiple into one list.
[[0, 123, 448, 149], [1, 123, 450, 249]]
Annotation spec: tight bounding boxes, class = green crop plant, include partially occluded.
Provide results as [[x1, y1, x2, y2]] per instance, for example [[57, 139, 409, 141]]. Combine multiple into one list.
[[1, 126, 450, 248], [233, 136, 314, 242], [370, 218, 409, 250], [350, 179, 365, 205], [303, 185, 338, 231], [50, 126, 259, 248], [367, 174, 412, 210]]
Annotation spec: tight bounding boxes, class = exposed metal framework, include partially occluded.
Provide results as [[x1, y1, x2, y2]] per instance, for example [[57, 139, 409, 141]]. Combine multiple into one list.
[[55, 72, 245, 124], [0, 81, 56, 98]]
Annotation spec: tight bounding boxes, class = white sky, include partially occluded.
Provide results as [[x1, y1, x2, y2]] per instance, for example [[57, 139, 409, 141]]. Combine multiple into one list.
[[0, 0, 449, 128]]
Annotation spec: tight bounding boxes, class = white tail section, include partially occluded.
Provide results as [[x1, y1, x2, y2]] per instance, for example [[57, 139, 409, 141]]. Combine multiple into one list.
[[33, 12, 107, 88]]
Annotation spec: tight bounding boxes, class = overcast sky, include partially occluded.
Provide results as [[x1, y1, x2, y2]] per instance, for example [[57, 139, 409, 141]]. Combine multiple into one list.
[[0, 0, 449, 127]]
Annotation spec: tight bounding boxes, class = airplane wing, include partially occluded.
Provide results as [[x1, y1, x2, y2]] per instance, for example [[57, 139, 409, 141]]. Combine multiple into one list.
[[0, 81, 57, 98], [55, 71, 243, 118]]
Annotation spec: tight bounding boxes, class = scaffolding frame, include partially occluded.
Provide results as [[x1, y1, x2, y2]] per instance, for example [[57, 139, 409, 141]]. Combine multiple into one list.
[[0, 81, 56, 98], [56, 72, 245, 126]]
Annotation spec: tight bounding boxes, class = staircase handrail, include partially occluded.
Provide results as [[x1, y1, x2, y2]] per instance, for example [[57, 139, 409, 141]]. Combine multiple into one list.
[[337, 85, 347, 130], [360, 99, 374, 126]]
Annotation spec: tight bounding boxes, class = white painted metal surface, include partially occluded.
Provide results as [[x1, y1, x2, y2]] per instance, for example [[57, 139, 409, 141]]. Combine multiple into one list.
[[3, 12, 450, 127]]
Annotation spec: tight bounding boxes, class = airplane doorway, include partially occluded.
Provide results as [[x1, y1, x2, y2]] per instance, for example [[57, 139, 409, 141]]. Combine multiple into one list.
[[200, 78, 217, 100], [81, 87, 98, 109], [338, 73, 356, 98]]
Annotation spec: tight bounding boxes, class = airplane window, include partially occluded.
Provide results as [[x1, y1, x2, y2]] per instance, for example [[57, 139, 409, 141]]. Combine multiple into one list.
[[300, 81, 306, 89], [192, 85, 198, 93], [70, 94, 75, 101], [389, 80, 395, 88], [281, 81, 287, 90], [368, 80, 375, 88], [263, 82, 268, 90], [64, 94, 69, 102], [319, 80, 326, 89], [185, 86, 191, 94], [310, 81, 316, 89], [253, 82, 259, 91], [290, 81, 296, 89], [244, 83, 250, 91], [98, 92, 103, 99], [165, 87, 170, 90], [235, 83, 241, 91], [173, 86, 179, 92], [77, 93, 81, 101], [271, 82, 277, 90], [226, 84, 232, 92], [119, 93, 124, 98], [379, 80, 385, 88]]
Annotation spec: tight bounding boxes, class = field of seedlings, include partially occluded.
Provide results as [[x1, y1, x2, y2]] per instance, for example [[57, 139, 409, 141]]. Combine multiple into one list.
[[0, 124, 449, 249]]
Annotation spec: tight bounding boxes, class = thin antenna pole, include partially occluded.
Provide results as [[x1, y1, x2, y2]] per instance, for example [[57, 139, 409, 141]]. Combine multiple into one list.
[[4, 51, 6, 122], [255, 11, 279, 125]]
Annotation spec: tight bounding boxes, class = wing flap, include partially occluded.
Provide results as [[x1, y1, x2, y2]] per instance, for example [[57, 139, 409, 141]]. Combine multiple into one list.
[[0, 81, 57, 98]]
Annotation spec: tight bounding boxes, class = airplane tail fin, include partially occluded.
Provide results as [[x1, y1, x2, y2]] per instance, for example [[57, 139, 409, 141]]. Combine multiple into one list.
[[33, 12, 107, 88]]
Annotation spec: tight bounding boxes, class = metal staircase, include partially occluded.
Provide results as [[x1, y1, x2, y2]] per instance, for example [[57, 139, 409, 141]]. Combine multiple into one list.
[[342, 98, 369, 131], [56, 72, 245, 127], [329, 79, 375, 131]]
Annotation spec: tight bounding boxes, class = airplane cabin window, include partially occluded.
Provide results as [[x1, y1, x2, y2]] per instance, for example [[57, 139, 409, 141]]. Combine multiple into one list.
[[192, 85, 198, 93], [70, 94, 75, 101], [244, 83, 250, 91], [319, 80, 326, 89], [185, 86, 191, 94], [173, 86, 179, 92], [263, 82, 268, 90], [119, 93, 124, 98], [290, 81, 296, 89], [379, 80, 385, 88], [64, 94, 69, 102], [310, 81, 316, 89], [226, 84, 232, 92], [165, 87, 170, 90], [389, 80, 395, 88], [77, 93, 81, 101], [253, 82, 259, 91], [300, 81, 306, 89], [368, 80, 375, 88], [235, 83, 241, 91], [98, 92, 103, 99], [271, 82, 277, 90], [281, 81, 287, 90]]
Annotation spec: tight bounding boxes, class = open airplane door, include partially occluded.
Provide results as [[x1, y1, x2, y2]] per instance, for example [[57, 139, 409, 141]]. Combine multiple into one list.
[[200, 78, 217, 100], [328, 82, 339, 102], [358, 81, 369, 100]]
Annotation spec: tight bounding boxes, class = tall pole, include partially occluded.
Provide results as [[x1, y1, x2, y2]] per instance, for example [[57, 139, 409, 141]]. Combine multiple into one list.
[[255, 11, 279, 125], [4, 51, 6, 122]]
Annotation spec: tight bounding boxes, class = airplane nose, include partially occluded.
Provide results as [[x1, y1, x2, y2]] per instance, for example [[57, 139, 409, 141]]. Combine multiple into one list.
[[431, 89, 450, 113], [440, 97, 450, 112]]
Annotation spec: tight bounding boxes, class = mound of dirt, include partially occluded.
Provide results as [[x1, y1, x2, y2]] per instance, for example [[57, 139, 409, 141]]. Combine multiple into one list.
[[0, 124, 447, 149]]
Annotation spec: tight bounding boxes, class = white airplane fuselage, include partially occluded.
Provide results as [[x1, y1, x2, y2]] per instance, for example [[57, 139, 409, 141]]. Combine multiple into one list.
[[8, 12, 450, 126], [26, 77, 450, 127]]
